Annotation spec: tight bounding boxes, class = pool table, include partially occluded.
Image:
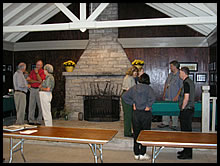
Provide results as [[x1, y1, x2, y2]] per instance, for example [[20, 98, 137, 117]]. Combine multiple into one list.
[[151, 101, 215, 118], [3, 95, 15, 113]]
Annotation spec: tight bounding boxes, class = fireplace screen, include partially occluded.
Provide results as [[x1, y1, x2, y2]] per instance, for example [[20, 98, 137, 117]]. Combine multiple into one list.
[[82, 80, 122, 122], [84, 95, 120, 122]]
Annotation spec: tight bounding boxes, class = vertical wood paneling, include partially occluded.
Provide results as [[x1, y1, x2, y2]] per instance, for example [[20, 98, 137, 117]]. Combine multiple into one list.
[[118, 3, 204, 38], [3, 50, 14, 95], [125, 47, 209, 100], [14, 50, 84, 108]]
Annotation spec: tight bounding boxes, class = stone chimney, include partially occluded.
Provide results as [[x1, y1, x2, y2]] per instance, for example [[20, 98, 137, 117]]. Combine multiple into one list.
[[73, 3, 131, 75], [63, 3, 131, 120]]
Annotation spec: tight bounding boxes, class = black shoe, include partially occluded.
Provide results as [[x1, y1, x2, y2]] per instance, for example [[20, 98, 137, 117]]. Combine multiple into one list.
[[124, 133, 133, 137], [35, 123, 41, 126], [170, 126, 178, 130], [157, 124, 169, 128], [177, 154, 192, 160], [177, 150, 185, 155], [28, 122, 35, 125]]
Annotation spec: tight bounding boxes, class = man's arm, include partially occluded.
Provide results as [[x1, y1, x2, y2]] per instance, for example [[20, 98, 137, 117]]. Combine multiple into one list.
[[26, 76, 41, 84], [173, 77, 183, 101], [26, 69, 42, 84], [162, 84, 167, 100], [181, 81, 190, 110], [173, 88, 182, 101], [182, 93, 189, 110], [35, 68, 42, 83], [162, 76, 169, 100], [145, 87, 156, 111]]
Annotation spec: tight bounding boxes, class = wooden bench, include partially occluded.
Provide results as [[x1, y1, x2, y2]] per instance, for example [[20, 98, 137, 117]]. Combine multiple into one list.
[[3, 126, 118, 163], [137, 130, 217, 163]]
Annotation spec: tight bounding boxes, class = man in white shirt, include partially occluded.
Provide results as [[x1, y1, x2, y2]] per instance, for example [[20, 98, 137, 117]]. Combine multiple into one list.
[[13, 62, 30, 124]]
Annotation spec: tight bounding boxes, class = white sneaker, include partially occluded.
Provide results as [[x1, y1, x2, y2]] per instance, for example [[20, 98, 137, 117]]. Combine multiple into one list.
[[139, 154, 151, 160], [134, 155, 140, 160]]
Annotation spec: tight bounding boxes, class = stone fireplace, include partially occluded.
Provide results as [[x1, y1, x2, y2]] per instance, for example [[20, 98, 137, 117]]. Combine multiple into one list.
[[63, 3, 131, 120]]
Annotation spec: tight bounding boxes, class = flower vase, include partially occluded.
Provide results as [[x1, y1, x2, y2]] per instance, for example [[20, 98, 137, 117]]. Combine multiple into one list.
[[65, 66, 74, 72], [134, 65, 143, 69]]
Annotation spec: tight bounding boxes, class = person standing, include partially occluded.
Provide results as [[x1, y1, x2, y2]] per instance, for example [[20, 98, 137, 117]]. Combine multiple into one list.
[[122, 73, 156, 160], [135, 67, 144, 84], [13, 62, 31, 125], [158, 60, 182, 130], [177, 67, 195, 160], [27, 60, 46, 125], [121, 66, 138, 137], [39, 64, 55, 126]]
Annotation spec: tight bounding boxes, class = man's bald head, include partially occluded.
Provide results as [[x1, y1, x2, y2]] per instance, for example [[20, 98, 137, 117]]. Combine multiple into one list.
[[18, 62, 26, 71]]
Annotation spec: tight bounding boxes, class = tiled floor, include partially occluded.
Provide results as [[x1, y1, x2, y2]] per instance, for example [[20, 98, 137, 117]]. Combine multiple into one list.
[[3, 119, 217, 163]]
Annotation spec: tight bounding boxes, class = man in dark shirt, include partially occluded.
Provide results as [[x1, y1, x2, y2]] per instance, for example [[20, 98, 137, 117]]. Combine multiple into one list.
[[122, 73, 156, 160], [177, 67, 195, 160]]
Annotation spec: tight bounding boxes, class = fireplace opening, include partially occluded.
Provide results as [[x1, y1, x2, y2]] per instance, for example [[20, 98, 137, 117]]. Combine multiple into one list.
[[82, 80, 121, 122], [84, 95, 120, 122]]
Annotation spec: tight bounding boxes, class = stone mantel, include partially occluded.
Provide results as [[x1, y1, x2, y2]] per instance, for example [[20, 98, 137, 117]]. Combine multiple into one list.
[[62, 72, 125, 77]]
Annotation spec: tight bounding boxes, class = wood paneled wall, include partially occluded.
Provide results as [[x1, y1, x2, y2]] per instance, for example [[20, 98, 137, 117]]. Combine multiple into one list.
[[3, 50, 14, 95], [209, 43, 217, 96], [118, 3, 204, 37], [125, 47, 209, 100], [14, 50, 84, 108]]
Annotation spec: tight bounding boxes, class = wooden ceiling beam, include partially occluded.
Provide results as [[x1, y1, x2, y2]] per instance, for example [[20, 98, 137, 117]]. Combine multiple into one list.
[[3, 16, 217, 33], [87, 3, 109, 21], [54, 3, 79, 21]]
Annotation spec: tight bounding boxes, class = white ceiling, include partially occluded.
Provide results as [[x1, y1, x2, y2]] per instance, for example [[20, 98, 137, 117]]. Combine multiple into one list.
[[3, 3, 217, 43], [3, 3, 71, 43], [146, 3, 217, 36]]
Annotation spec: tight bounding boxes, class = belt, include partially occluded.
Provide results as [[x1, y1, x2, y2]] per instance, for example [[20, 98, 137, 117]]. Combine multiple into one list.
[[31, 87, 39, 89], [182, 107, 194, 111], [15, 90, 27, 94], [136, 109, 152, 112], [186, 107, 194, 110]]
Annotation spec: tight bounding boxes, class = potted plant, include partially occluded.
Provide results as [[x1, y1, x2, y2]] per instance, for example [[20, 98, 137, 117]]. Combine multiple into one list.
[[132, 59, 145, 69], [59, 108, 71, 120], [63, 60, 76, 72]]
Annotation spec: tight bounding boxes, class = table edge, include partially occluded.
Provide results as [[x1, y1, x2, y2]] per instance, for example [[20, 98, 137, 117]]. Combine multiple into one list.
[[3, 133, 113, 144], [3, 127, 118, 144], [136, 140, 217, 148]]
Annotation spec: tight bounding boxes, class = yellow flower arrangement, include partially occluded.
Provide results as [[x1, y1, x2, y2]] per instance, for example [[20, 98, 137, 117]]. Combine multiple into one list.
[[132, 59, 144, 66], [63, 60, 76, 67]]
